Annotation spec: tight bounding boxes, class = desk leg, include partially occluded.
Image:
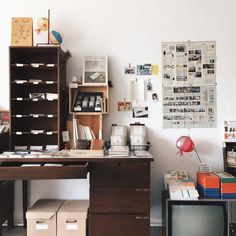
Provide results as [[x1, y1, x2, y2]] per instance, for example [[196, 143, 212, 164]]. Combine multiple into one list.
[[22, 180, 27, 228]]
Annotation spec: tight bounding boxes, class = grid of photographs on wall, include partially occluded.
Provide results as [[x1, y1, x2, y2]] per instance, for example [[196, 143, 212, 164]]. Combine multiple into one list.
[[162, 41, 216, 128]]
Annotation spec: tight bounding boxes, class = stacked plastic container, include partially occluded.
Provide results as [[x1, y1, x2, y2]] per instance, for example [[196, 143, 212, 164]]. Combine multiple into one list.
[[214, 172, 236, 199], [130, 123, 147, 151], [197, 172, 220, 198]]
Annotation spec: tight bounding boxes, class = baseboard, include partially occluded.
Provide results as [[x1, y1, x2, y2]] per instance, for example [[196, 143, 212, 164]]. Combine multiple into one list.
[[2, 219, 24, 227], [7, 219, 163, 227], [150, 218, 163, 227]]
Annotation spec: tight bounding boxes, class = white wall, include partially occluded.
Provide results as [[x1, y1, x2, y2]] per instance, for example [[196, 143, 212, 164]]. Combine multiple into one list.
[[1, 0, 236, 225]]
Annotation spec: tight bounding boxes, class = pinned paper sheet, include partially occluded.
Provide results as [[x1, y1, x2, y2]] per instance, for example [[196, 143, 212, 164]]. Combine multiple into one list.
[[130, 78, 146, 101], [152, 65, 159, 76]]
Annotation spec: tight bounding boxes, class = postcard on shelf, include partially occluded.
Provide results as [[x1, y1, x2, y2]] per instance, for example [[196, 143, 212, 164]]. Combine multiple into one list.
[[11, 17, 33, 46], [33, 16, 49, 46], [29, 93, 45, 99], [83, 56, 108, 85]]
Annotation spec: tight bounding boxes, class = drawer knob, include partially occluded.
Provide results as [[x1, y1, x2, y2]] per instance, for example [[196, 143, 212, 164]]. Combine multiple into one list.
[[135, 216, 149, 220], [136, 188, 150, 192]]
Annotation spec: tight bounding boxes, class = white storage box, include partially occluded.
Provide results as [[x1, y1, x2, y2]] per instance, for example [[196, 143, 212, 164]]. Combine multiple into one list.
[[26, 199, 64, 236], [111, 125, 127, 136], [57, 200, 89, 236], [111, 135, 127, 146], [130, 135, 147, 145], [130, 125, 146, 136]]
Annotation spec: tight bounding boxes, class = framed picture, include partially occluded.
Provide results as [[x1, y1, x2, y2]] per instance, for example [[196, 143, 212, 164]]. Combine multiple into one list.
[[83, 56, 108, 85]]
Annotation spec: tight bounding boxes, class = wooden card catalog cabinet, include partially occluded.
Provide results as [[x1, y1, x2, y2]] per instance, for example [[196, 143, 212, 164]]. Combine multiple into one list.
[[11, 17, 33, 46]]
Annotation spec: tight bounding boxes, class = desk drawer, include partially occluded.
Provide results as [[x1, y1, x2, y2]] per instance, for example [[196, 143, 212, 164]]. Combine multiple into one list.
[[90, 162, 150, 187], [89, 214, 150, 236], [90, 187, 150, 214], [0, 162, 89, 180]]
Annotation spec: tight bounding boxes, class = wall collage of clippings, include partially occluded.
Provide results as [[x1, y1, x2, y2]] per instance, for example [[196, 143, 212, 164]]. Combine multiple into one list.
[[162, 41, 216, 128]]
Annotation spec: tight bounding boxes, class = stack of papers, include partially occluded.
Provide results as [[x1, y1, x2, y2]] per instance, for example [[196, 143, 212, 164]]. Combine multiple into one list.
[[169, 189, 199, 200], [108, 146, 129, 157], [169, 180, 199, 200]]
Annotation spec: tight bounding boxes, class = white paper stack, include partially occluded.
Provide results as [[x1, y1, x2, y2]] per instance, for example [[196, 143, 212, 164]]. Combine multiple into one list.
[[108, 145, 129, 157]]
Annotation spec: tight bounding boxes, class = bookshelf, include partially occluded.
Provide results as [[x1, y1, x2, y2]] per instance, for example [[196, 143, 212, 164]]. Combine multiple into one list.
[[68, 83, 109, 146], [9, 46, 67, 151]]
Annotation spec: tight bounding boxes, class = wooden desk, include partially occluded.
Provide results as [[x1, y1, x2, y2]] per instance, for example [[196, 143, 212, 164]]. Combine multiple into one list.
[[0, 155, 153, 236]]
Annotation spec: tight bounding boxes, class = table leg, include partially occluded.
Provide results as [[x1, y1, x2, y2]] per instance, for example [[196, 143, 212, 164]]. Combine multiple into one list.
[[22, 180, 28, 228]]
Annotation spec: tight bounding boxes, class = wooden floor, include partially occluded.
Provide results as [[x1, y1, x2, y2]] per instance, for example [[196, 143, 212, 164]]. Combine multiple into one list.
[[2, 226, 165, 236]]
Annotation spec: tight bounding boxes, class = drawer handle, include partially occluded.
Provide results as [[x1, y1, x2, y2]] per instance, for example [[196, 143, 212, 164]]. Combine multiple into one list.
[[136, 188, 149, 192], [66, 220, 77, 223], [136, 216, 149, 220]]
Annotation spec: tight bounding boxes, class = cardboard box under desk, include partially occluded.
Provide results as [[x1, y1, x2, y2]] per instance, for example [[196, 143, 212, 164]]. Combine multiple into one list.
[[26, 199, 64, 236], [57, 200, 89, 236]]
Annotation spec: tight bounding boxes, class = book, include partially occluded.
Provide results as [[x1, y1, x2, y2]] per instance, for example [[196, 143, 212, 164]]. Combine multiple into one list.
[[69, 149, 104, 157], [84, 126, 93, 140]]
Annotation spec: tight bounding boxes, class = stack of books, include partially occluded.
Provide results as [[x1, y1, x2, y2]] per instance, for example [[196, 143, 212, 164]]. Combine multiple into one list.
[[165, 170, 199, 200], [169, 180, 199, 200]]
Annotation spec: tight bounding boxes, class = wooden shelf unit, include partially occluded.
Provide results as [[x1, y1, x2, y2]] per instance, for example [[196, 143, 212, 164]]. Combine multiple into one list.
[[69, 83, 109, 141], [223, 142, 236, 176], [9, 46, 67, 150]]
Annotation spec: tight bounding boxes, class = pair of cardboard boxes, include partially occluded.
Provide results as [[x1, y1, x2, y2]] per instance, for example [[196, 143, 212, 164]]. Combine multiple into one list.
[[26, 199, 88, 236]]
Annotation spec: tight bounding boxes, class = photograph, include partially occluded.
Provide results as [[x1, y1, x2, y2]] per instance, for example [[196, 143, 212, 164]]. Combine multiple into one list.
[[188, 66, 196, 72], [117, 101, 132, 111], [89, 101, 95, 108], [195, 72, 202, 78], [124, 63, 136, 74], [29, 93, 45, 99], [163, 73, 171, 79], [152, 93, 158, 101], [146, 79, 153, 91], [176, 44, 187, 52], [82, 100, 88, 108], [83, 56, 108, 85], [133, 107, 149, 118], [188, 54, 202, 61], [137, 64, 152, 75]]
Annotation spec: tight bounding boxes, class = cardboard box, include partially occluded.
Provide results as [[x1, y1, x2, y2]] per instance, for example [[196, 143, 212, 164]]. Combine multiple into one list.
[[57, 200, 89, 236], [26, 199, 64, 236]]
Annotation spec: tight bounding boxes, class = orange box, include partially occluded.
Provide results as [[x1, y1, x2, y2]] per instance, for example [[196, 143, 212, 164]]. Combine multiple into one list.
[[197, 172, 220, 188], [221, 183, 236, 193]]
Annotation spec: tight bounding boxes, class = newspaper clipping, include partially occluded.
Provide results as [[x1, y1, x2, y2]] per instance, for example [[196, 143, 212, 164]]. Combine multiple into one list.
[[162, 41, 216, 128]]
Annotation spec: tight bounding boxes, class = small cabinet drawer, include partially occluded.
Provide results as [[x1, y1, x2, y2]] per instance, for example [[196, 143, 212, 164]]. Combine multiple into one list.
[[90, 162, 150, 187], [90, 187, 150, 214], [0, 162, 89, 180], [89, 214, 150, 236]]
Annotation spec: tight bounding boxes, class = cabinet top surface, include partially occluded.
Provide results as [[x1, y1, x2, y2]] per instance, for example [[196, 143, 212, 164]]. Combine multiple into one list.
[[0, 155, 154, 163]]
